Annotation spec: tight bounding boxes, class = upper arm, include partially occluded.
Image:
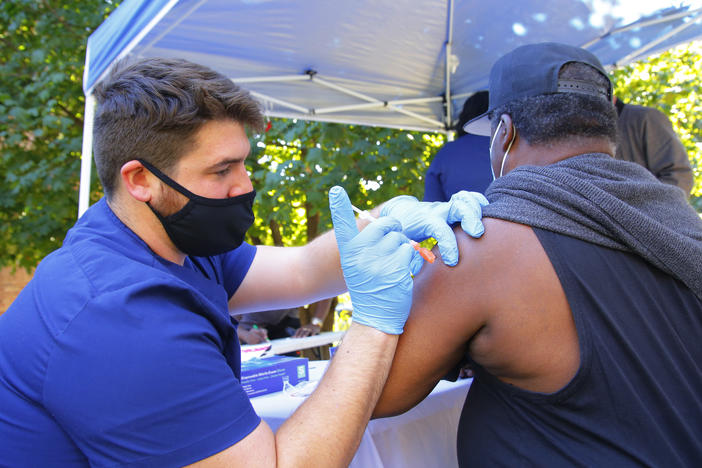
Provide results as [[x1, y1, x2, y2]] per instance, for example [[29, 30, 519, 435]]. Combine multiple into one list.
[[229, 231, 346, 314], [373, 226, 493, 417], [228, 244, 306, 312]]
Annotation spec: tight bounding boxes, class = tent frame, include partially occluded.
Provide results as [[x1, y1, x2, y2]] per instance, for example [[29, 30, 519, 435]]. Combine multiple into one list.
[[77, 2, 702, 217]]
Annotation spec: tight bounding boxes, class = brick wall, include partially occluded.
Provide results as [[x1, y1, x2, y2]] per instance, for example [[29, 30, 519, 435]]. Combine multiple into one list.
[[0, 267, 34, 315]]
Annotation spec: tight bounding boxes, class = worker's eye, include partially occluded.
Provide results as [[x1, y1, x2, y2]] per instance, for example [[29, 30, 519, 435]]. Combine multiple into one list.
[[215, 166, 232, 176]]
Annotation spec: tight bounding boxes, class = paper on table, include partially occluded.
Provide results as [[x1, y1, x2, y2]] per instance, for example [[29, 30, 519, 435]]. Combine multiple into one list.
[[283, 379, 319, 398], [240, 343, 272, 362]]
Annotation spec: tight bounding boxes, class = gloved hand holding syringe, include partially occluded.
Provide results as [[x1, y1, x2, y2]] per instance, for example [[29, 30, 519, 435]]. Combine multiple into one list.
[[351, 205, 436, 263], [350, 190, 488, 268], [330, 186, 488, 334]]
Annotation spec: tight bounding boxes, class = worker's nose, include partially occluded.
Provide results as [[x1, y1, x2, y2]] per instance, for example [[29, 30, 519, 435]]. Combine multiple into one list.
[[229, 167, 254, 197]]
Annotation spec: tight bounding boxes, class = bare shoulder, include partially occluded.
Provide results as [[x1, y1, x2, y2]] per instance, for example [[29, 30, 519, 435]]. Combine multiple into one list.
[[415, 217, 542, 320], [375, 218, 532, 416], [374, 218, 577, 417], [458, 218, 579, 393]]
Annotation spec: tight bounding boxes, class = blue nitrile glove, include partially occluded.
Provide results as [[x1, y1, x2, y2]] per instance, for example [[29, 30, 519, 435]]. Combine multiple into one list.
[[380, 190, 489, 266], [329, 186, 419, 335]]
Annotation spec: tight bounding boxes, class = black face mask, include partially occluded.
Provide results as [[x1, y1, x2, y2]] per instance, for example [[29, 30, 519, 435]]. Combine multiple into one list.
[[138, 159, 256, 257]]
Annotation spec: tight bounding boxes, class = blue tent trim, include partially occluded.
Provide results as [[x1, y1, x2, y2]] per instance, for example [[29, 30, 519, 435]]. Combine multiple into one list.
[[84, 0, 178, 93]]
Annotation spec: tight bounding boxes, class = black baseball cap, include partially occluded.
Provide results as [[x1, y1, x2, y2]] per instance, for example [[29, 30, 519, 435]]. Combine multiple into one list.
[[464, 42, 612, 136]]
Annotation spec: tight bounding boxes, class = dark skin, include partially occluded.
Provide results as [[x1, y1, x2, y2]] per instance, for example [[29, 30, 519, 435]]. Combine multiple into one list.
[[374, 115, 617, 417]]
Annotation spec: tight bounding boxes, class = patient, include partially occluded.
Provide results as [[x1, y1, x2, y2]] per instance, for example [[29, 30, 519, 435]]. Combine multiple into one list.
[[374, 42, 702, 466]]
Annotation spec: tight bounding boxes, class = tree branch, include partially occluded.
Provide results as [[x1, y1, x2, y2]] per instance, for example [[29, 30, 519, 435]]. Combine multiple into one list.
[[269, 218, 284, 246], [54, 102, 83, 127]]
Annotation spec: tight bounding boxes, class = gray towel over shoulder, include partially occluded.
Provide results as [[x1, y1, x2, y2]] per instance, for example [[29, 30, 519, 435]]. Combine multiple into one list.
[[483, 153, 702, 299]]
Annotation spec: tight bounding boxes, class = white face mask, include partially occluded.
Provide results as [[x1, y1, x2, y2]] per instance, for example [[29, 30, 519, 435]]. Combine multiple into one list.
[[489, 120, 516, 179]]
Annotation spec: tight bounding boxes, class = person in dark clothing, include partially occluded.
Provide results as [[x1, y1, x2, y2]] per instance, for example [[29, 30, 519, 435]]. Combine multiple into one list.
[[236, 298, 333, 344], [374, 42, 702, 467], [614, 96, 694, 196], [237, 308, 299, 343], [423, 91, 493, 201]]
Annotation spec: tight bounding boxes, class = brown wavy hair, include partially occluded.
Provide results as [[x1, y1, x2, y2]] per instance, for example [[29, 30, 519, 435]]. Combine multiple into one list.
[[93, 58, 264, 198]]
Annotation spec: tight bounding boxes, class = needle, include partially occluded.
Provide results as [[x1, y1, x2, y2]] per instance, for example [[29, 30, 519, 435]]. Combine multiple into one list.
[[350, 205, 435, 263]]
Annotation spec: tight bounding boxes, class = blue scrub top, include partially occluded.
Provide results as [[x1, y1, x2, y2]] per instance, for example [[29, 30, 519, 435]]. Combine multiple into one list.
[[424, 134, 493, 201], [0, 198, 260, 466]]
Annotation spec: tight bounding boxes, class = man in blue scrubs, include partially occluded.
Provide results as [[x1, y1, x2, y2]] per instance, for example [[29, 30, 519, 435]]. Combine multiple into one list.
[[0, 58, 487, 466]]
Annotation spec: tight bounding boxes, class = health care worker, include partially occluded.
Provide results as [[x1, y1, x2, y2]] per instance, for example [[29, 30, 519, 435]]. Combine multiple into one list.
[[0, 57, 488, 467]]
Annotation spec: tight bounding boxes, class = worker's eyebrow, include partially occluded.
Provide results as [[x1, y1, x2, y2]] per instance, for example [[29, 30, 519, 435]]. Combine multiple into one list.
[[207, 156, 248, 171]]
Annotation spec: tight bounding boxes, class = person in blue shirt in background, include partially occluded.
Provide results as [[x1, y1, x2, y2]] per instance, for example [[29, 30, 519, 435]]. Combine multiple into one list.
[[0, 57, 488, 467], [424, 91, 493, 202]]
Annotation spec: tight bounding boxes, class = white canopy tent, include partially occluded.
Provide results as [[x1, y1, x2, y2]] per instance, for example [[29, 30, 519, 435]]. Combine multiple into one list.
[[79, 0, 702, 215]]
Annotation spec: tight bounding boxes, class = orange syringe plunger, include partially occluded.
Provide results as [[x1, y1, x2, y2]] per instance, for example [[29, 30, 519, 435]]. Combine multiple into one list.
[[410, 240, 435, 263], [351, 205, 435, 263]]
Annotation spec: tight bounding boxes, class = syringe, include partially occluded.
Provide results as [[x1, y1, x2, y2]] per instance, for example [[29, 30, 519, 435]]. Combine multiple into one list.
[[350, 205, 436, 263]]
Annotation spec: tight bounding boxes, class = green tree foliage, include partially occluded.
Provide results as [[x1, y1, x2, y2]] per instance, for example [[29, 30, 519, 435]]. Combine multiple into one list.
[[611, 41, 702, 210], [247, 119, 443, 246], [0, 0, 443, 268], [0, 0, 114, 270], [2, 0, 699, 271]]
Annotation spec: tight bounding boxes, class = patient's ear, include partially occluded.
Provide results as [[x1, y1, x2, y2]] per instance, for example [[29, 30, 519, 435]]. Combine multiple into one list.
[[120, 160, 155, 203], [496, 114, 515, 153]]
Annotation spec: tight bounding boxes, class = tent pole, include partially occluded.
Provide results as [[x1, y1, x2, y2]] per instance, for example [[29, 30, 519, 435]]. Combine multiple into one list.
[[444, 0, 455, 130], [615, 11, 702, 67], [78, 93, 96, 218], [312, 76, 444, 127], [266, 111, 447, 134], [232, 75, 310, 83], [580, 6, 702, 49], [248, 90, 309, 113], [316, 96, 443, 115]]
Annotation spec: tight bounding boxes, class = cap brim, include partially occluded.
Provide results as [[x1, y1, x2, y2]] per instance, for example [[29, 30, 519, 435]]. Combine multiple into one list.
[[463, 113, 491, 136]]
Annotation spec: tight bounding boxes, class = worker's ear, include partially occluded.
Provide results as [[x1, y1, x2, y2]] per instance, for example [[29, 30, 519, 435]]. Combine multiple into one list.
[[120, 160, 156, 203]]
